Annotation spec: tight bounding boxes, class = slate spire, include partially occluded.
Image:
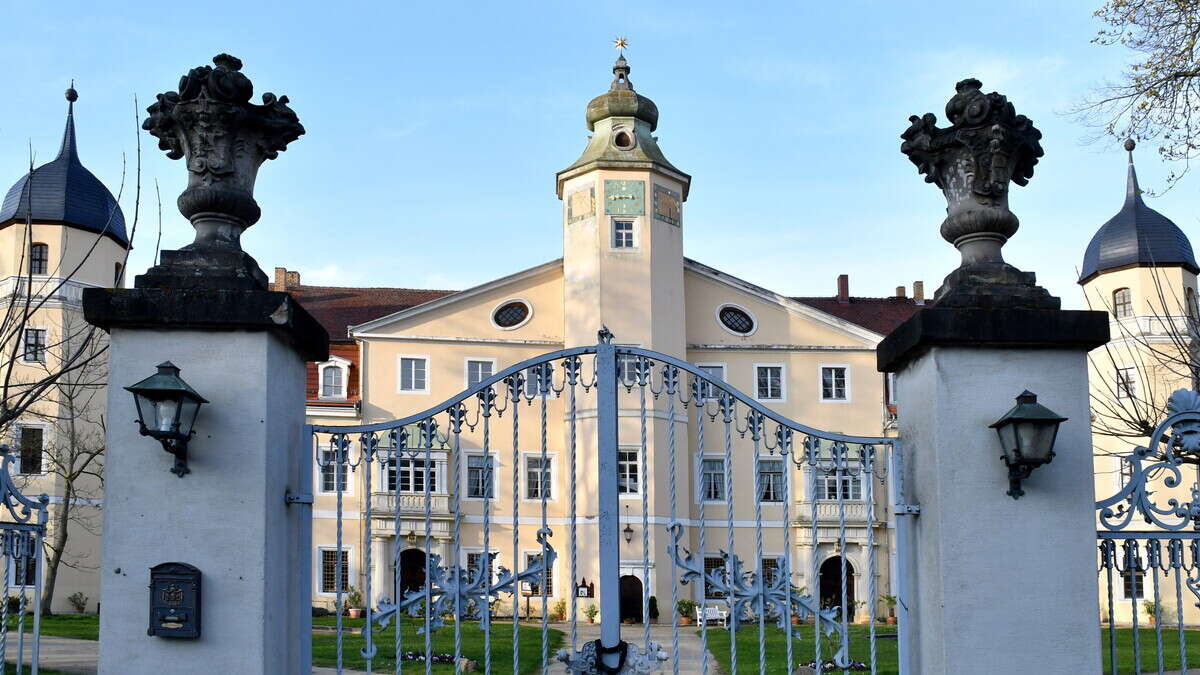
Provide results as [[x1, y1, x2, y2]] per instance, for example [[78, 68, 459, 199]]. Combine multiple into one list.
[[1125, 138, 1141, 201], [58, 82, 79, 163]]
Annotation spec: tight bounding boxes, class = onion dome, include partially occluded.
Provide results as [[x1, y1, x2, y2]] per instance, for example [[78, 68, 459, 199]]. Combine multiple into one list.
[[585, 55, 659, 132], [0, 87, 128, 246], [1079, 140, 1196, 283]]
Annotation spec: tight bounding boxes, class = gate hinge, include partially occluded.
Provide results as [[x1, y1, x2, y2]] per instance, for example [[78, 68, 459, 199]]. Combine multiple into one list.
[[894, 504, 920, 516], [285, 491, 313, 506]]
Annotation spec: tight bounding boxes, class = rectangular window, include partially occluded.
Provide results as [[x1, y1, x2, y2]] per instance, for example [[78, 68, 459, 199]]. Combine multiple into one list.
[[1121, 568, 1145, 599], [525, 552, 553, 596], [388, 458, 437, 494], [321, 366, 344, 399], [757, 459, 784, 502], [761, 557, 781, 586], [701, 458, 726, 502], [467, 551, 495, 583], [466, 454, 494, 499], [704, 557, 727, 599], [821, 366, 848, 401], [13, 553, 36, 587], [756, 365, 783, 400], [618, 449, 640, 495], [697, 364, 725, 400], [399, 357, 428, 392], [525, 455, 552, 500], [612, 220, 635, 248], [22, 329, 46, 363], [816, 472, 863, 501], [523, 364, 553, 397], [17, 427, 42, 475], [320, 548, 350, 594], [1116, 367, 1137, 399], [617, 354, 640, 384], [319, 446, 347, 493], [466, 359, 493, 388], [29, 244, 47, 276]]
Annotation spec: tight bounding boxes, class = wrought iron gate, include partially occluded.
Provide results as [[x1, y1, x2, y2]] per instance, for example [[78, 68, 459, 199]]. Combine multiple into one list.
[[309, 330, 909, 674], [0, 445, 48, 674], [1097, 389, 1200, 675]]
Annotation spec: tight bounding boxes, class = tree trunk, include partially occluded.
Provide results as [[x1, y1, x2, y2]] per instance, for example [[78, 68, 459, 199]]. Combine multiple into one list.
[[40, 485, 71, 616]]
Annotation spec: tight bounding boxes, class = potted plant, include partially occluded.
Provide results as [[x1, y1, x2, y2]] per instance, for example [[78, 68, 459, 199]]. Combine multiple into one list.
[[1144, 600, 1159, 626], [881, 595, 898, 625], [552, 599, 567, 622], [676, 599, 696, 626], [584, 603, 598, 624], [649, 596, 659, 624], [67, 592, 89, 614], [345, 586, 364, 619]]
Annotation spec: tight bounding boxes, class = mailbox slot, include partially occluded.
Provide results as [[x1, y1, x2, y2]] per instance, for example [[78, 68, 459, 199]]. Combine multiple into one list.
[[148, 562, 200, 639]]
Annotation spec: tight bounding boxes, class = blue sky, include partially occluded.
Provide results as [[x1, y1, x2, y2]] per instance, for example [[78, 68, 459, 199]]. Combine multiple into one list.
[[0, 1, 1170, 308]]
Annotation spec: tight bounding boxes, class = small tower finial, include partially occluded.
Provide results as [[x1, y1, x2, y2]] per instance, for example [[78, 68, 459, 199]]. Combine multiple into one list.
[[65, 80, 78, 104], [1124, 138, 1136, 153], [1125, 138, 1142, 200], [613, 36, 629, 51]]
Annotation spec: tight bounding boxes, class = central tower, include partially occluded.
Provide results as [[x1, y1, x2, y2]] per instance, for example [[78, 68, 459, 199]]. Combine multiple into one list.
[[557, 54, 691, 354]]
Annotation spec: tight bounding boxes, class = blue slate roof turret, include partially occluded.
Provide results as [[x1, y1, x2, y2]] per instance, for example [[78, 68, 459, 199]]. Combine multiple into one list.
[[0, 87, 128, 246], [1080, 140, 1197, 283]]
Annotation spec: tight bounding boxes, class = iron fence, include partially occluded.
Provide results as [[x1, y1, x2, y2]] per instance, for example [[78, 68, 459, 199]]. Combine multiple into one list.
[[0, 446, 48, 674], [310, 331, 906, 674]]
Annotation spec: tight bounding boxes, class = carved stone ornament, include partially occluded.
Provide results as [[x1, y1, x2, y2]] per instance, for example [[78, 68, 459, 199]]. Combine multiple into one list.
[[901, 78, 1057, 309], [138, 54, 304, 290]]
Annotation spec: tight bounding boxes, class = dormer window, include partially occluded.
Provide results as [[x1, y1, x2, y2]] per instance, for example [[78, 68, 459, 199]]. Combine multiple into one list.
[[318, 357, 351, 400], [29, 244, 47, 275], [1113, 288, 1133, 318]]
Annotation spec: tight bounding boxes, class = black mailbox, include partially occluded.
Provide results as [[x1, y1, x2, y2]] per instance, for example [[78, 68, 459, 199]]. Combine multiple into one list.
[[148, 562, 200, 639]]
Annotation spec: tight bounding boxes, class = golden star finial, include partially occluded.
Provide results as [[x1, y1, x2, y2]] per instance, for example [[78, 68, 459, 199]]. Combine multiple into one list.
[[613, 36, 629, 51]]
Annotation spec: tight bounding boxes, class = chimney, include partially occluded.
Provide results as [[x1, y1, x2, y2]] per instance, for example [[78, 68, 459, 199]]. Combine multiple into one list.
[[895, 286, 906, 298], [913, 281, 925, 305], [837, 274, 849, 304], [272, 267, 287, 291], [286, 270, 300, 288]]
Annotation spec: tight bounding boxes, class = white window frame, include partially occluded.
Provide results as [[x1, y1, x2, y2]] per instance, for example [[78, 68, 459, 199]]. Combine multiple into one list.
[[522, 451, 557, 503], [1118, 566, 1146, 600], [698, 455, 728, 504], [12, 423, 48, 476], [694, 362, 727, 400], [316, 443, 353, 496], [6, 546, 40, 589], [1116, 366, 1138, 400], [490, 298, 534, 331], [462, 547, 500, 585], [397, 354, 430, 394], [387, 454, 441, 494], [617, 446, 641, 498], [814, 471, 863, 502], [523, 549, 556, 596], [754, 363, 786, 402], [315, 546, 354, 597], [818, 364, 851, 403], [756, 456, 787, 504], [714, 303, 759, 337], [21, 326, 47, 364], [463, 452, 498, 502], [609, 218, 638, 251], [464, 357, 497, 390], [520, 363, 558, 399], [317, 356, 351, 401]]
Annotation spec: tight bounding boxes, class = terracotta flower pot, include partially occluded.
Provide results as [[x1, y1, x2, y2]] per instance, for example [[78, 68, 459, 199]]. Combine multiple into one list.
[[348, 608, 364, 619], [679, 617, 693, 626]]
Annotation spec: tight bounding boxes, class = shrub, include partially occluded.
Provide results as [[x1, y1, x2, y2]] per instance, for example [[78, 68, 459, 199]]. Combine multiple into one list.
[[676, 599, 697, 618], [312, 606, 332, 617], [5, 596, 21, 614], [648, 596, 659, 621], [67, 592, 89, 613], [584, 603, 599, 621], [552, 599, 567, 621], [345, 586, 364, 609]]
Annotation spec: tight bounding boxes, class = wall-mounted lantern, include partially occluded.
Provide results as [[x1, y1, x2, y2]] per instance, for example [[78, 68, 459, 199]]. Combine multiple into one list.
[[989, 391, 1066, 499], [622, 504, 634, 544], [125, 362, 207, 478]]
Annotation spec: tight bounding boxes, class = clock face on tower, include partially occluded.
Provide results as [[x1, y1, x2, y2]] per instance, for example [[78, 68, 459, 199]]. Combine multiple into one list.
[[653, 184, 681, 226], [567, 186, 595, 224], [604, 180, 645, 216]]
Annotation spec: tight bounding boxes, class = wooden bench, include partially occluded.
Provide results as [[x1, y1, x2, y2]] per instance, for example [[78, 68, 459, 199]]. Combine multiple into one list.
[[695, 605, 729, 627]]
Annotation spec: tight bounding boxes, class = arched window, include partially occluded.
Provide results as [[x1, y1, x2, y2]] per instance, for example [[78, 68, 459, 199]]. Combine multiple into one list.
[[321, 365, 344, 399], [1113, 287, 1133, 318], [29, 244, 47, 276]]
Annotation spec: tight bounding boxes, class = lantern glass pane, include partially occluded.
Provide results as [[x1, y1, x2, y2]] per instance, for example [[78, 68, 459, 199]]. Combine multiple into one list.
[[995, 423, 1019, 463], [155, 398, 181, 433], [178, 398, 202, 437], [1018, 420, 1056, 462]]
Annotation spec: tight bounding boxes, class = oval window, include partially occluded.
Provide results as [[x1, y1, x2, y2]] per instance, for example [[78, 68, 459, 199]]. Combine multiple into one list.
[[613, 130, 635, 150], [493, 301, 531, 328], [718, 306, 755, 335]]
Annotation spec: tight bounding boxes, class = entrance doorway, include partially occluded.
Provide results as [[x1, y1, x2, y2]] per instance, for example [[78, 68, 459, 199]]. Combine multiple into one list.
[[819, 556, 856, 621], [619, 575, 643, 623], [399, 548, 426, 596]]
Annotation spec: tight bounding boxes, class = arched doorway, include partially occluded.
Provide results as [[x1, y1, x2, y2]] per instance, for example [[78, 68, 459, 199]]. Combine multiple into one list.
[[819, 556, 856, 621], [619, 575, 643, 623], [399, 548, 426, 596]]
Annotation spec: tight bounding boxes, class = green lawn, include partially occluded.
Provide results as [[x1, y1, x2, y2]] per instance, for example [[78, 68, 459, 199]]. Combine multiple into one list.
[[7, 614, 98, 640], [312, 616, 563, 674], [701, 623, 899, 674]]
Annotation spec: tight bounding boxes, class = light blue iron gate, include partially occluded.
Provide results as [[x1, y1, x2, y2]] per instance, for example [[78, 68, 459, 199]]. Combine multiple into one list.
[[310, 330, 909, 674], [0, 445, 48, 674], [1096, 389, 1200, 675]]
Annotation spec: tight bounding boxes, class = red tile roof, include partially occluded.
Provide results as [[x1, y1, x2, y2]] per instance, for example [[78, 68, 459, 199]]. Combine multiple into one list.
[[793, 296, 923, 336], [287, 285, 456, 341]]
